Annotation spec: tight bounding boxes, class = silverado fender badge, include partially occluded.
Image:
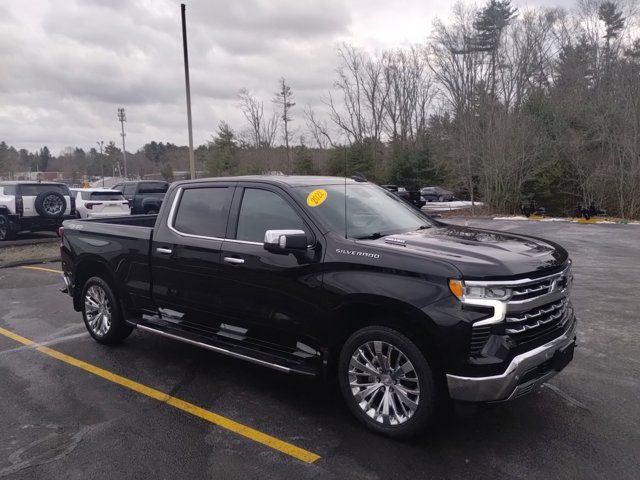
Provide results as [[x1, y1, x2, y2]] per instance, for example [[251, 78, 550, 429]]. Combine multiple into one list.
[[335, 248, 380, 259]]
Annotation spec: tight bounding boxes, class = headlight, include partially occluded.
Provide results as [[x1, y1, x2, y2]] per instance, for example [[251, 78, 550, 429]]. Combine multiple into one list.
[[449, 279, 512, 301]]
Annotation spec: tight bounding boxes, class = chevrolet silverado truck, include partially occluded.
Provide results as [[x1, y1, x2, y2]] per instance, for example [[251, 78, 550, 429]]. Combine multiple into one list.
[[60, 176, 576, 437]]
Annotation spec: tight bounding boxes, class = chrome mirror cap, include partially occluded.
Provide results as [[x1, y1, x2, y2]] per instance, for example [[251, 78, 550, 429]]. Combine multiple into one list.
[[264, 229, 308, 253]]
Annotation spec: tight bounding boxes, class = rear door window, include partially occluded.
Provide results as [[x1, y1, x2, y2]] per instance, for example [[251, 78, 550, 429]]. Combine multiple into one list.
[[173, 187, 231, 238]]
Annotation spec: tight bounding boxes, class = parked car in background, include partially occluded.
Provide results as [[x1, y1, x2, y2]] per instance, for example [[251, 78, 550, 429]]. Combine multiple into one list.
[[112, 180, 169, 215], [382, 185, 426, 209], [70, 188, 130, 219], [420, 187, 455, 202], [0, 181, 75, 240]]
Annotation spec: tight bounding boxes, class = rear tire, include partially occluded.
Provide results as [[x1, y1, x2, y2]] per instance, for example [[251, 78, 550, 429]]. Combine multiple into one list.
[[0, 215, 16, 241], [338, 326, 439, 438], [81, 276, 132, 344]]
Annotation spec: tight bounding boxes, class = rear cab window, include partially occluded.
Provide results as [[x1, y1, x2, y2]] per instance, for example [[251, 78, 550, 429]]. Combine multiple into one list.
[[122, 184, 136, 196], [138, 182, 169, 194]]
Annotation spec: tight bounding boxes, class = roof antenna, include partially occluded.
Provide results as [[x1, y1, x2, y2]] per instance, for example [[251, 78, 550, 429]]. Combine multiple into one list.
[[344, 146, 348, 239]]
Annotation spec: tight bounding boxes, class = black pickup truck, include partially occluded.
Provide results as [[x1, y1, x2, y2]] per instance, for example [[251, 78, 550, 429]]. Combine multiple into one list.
[[112, 180, 169, 215], [60, 176, 576, 437]]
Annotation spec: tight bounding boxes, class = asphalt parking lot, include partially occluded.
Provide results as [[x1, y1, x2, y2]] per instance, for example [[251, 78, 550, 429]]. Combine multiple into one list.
[[1, 219, 639, 479]]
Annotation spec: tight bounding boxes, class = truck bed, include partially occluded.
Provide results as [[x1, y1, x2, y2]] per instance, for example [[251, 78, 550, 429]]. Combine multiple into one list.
[[61, 215, 157, 312]]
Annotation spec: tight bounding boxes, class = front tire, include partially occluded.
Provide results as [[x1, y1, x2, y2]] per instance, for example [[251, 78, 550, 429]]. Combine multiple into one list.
[[338, 326, 438, 438], [81, 276, 132, 344]]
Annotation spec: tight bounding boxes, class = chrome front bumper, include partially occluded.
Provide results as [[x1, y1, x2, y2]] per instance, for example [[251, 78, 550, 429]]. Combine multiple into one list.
[[447, 318, 577, 402]]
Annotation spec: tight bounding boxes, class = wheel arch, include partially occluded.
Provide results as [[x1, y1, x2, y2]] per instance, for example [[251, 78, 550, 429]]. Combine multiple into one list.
[[326, 296, 446, 381], [73, 258, 121, 312]]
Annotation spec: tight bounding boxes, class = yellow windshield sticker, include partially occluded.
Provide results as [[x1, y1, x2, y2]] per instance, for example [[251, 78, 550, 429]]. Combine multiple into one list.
[[307, 188, 328, 207]]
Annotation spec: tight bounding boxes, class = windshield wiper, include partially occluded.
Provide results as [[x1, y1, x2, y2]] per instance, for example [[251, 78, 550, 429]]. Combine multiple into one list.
[[355, 232, 385, 240], [417, 225, 432, 230]]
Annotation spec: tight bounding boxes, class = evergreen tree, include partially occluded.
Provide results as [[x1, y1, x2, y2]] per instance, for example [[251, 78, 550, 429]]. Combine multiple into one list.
[[36, 146, 52, 171], [599, 1, 625, 47], [206, 121, 238, 176], [293, 143, 317, 175], [473, 0, 518, 96]]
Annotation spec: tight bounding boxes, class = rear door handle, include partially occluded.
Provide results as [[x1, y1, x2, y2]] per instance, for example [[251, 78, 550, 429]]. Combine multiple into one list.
[[223, 256, 245, 265], [156, 247, 173, 255]]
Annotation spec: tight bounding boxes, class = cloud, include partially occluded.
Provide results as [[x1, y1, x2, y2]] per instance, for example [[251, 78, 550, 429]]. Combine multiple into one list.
[[0, 0, 573, 154]]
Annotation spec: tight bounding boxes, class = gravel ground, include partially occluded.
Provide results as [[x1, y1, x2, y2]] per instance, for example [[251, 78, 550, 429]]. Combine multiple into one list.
[[0, 242, 59, 266]]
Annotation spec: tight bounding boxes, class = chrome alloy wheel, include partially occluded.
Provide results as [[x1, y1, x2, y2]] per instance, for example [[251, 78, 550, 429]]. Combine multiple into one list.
[[84, 285, 112, 336], [348, 341, 420, 426], [43, 194, 63, 215]]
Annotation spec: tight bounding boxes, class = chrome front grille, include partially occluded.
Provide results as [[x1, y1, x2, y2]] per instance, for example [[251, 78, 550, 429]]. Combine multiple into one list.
[[509, 272, 571, 303], [467, 264, 573, 354], [505, 299, 568, 334]]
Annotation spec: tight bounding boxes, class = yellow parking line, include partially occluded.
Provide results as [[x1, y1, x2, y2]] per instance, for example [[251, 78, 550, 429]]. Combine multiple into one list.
[[0, 326, 320, 464], [20, 265, 63, 274]]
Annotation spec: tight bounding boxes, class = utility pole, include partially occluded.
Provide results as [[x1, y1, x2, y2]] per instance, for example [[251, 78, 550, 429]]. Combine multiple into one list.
[[181, 3, 196, 179], [96, 140, 105, 187], [117, 107, 128, 178]]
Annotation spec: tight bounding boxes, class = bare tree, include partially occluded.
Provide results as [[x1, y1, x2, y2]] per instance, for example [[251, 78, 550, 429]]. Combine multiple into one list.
[[238, 88, 279, 149], [305, 106, 337, 148], [273, 78, 296, 173]]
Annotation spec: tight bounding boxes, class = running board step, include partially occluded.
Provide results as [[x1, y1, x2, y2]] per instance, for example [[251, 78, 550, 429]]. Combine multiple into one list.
[[126, 318, 318, 377]]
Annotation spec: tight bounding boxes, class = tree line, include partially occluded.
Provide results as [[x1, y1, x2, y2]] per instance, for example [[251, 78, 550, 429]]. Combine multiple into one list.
[[2, 0, 639, 218], [206, 0, 640, 218]]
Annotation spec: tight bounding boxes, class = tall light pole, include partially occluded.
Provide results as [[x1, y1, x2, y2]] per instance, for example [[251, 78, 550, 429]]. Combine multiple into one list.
[[96, 140, 105, 187], [117, 107, 128, 178], [181, 3, 196, 179]]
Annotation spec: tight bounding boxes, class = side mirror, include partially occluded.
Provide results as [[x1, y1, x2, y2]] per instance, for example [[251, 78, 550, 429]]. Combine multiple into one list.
[[264, 229, 308, 254]]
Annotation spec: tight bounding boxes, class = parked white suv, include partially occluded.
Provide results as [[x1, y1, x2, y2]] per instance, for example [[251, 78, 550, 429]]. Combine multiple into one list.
[[70, 188, 130, 219], [0, 181, 74, 240]]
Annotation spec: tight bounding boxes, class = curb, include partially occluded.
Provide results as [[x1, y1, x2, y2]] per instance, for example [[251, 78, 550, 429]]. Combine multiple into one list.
[[0, 257, 61, 269]]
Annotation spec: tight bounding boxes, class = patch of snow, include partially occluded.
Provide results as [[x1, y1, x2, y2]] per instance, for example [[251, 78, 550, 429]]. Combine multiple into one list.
[[493, 216, 529, 221], [422, 201, 483, 211]]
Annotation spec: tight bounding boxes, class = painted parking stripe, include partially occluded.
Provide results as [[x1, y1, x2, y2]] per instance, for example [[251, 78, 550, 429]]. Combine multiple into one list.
[[20, 265, 63, 274], [0, 326, 321, 464]]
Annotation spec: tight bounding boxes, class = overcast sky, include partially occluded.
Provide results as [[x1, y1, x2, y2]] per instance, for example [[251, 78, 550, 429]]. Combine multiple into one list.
[[0, 0, 572, 155]]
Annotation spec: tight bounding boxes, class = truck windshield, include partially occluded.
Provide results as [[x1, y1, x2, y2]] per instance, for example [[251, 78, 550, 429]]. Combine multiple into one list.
[[295, 183, 434, 239]]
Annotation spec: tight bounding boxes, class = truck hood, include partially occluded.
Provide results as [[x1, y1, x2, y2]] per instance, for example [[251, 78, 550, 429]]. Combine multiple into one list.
[[368, 225, 568, 279]]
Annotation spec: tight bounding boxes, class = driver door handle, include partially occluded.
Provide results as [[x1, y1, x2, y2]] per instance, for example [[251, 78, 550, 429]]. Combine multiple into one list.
[[156, 247, 173, 255], [224, 257, 245, 265]]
